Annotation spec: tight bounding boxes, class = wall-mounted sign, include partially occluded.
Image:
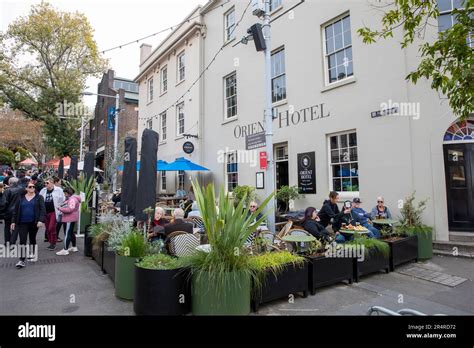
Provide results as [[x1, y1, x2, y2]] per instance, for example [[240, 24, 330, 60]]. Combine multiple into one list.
[[256, 172, 264, 189], [371, 106, 399, 118], [260, 151, 267, 170], [107, 106, 116, 130], [297, 152, 316, 194], [246, 132, 266, 150], [183, 141, 194, 154]]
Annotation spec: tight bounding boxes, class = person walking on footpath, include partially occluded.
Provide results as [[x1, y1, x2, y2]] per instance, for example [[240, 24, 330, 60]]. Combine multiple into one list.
[[53, 176, 64, 242], [56, 187, 81, 256], [3, 177, 25, 247], [11, 182, 46, 269], [39, 178, 65, 251]]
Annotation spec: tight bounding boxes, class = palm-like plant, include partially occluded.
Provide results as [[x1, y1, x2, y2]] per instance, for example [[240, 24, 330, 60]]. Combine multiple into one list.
[[64, 174, 95, 212], [179, 180, 274, 299]]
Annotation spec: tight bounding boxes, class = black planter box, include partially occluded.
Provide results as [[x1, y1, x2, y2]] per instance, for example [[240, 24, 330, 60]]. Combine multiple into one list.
[[306, 255, 354, 295], [252, 262, 309, 312], [385, 236, 418, 271], [91, 240, 105, 272], [84, 225, 93, 257], [134, 266, 191, 315], [353, 249, 390, 282], [103, 243, 116, 283]]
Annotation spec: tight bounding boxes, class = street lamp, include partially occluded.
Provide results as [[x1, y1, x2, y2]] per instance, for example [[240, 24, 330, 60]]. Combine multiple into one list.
[[82, 91, 120, 191]]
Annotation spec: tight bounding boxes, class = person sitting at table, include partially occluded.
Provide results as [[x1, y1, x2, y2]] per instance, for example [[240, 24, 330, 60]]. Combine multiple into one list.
[[318, 191, 345, 229], [302, 207, 330, 242], [246, 201, 263, 223], [187, 201, 201, 218], [370, 196, 392, 220], [351, 198, 380, 239], [164, 208, 193, 236], [147, 206, 168, 241], [176, 185, 187, 198], [333, 201, 356, 243]]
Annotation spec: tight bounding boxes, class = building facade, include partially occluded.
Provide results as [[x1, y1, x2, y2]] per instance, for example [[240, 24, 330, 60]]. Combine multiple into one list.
[[89, 70, 139, 178], [137, 0, 473, 242]]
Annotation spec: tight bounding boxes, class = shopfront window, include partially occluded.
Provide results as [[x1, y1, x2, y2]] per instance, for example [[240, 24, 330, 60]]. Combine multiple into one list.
[[329, 131, 358, 192], [226, 152, 238, 192]]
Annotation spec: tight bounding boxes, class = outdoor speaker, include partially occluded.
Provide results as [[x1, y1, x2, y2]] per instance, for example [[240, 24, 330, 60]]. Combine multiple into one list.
[[248, 23, 266, 52]]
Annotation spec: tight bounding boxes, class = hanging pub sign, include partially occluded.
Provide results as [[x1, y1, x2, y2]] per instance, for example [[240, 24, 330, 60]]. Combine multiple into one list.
[[183, 141, 194, 154], [297, 152, 316, 194], [246, 131, 266, 150], [108, 106, 116, 131]]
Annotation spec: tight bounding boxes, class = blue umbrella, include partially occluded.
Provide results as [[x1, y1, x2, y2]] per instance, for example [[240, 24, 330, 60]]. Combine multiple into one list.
[[118, 160, 169, 171], [164, 157, 210, 171]]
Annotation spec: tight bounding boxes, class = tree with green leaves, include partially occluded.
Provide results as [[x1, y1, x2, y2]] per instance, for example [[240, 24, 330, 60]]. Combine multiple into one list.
[[358, 0, 473, 120], [0, 1, 108, 156], [0, 147, 15, 166]]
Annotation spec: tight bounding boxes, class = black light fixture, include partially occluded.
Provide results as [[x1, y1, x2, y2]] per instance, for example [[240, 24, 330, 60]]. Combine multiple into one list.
[[248, 23, 266, 52]]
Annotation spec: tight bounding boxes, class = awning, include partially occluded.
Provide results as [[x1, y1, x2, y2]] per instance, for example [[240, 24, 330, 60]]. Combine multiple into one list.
[[118, 160, 169, 171], [43, 157, 71, 168], [19, 158, 37, 165], [164, 157, 209, 171]]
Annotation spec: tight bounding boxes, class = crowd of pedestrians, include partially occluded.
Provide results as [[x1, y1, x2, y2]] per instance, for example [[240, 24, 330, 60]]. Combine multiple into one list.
[[0, 168, 81, 269]]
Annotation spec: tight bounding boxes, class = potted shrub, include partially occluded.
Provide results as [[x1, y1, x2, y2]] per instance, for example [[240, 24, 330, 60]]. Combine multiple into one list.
[[397, 192, 433, 260], [275, 185, 302, 213], [179, 180, 273, 315], [348, 237, 390, 282], [88, 224, 108, 271], [380, 226, 418, 272], [232, 185, 256, 208], [303, 240, 354, 295], [249, 251, 307, 312], [134, 254, 191, 316], [114, 231, 148, 300]]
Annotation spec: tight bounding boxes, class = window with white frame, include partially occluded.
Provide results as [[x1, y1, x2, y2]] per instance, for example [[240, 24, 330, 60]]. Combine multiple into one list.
[[270, 0, 282, 11], [177, 170, 185, 190], [225, 7, 236, 41], [147, 77, 154, 102], [161, 171, 167, 191], [146, 118, 153, 130], [224, 72, 237, 118], [437, 0, 472, 46], [160, 66, 168, 93], [226, 152, 238, 192], [160, 111, 167, 141], [177, 51, 185, 82], [271, 48, 286, 103], [176, 103, 185, 136], [324, 14, 353, 84], [329, 131, 358, 192]]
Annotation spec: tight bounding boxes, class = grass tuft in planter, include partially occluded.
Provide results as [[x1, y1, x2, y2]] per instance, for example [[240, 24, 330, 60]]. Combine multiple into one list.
[[347, 237, 390, 282]]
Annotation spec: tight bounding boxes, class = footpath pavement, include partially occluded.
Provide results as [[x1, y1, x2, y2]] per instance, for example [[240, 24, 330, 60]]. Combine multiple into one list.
[[1, 224, 473, 316]]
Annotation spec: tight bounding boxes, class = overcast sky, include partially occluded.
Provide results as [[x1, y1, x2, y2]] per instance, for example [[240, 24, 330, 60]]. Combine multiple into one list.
[[1, 0, 208, 106]]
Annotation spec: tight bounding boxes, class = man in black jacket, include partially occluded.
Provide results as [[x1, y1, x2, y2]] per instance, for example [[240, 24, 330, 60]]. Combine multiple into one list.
[[3, 177, 25, 246], [318, 191, 344, 229], [164, 208, 193, 236]]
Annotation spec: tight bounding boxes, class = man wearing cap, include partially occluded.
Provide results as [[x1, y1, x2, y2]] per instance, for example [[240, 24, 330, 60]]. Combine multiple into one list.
[[352, 198, 380, 239]]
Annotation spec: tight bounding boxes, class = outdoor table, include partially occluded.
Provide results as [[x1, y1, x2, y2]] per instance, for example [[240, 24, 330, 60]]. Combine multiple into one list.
[[282, 235, 316, 253], [371, 219, 399, 225], [339, 228, 369, 240]]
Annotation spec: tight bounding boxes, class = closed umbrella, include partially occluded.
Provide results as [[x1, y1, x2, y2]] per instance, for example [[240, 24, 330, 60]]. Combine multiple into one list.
[[69, 155, 78, 181], [121, 137, 137, 216], [135, 129, 159, 222], [58, 159, 64, 179], [83, 152, 95, 181]]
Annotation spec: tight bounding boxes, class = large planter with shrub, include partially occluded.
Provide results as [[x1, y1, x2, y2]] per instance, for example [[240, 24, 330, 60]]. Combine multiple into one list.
[[306, 254, 353, 295], [384, 235, 418, 271], [103, 242, 116, 282], [79, 209, 92, 233], [84, 225, 93, 257], [92, 240, 105, 271], [350, 238, 390, 282], [134, 255, 191, 315], [115, 254, 137, 300], [192, 271, 251, 315], [252, 261, 308, 312]]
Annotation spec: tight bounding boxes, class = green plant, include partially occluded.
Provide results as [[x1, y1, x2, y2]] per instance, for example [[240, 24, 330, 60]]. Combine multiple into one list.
[[0, 147, 15, 166], [232, 185, 256, 208], [249, 251, 304, 276], [64, 174, 95, 212], [117, 231, 148, 258], [179, 180, 274, 299], [136, 254, 182, 270], [397, 192, 432, 236], [102, 182, 110, 191], [347, 237, 390, 258], [275, 185, 302, 212]]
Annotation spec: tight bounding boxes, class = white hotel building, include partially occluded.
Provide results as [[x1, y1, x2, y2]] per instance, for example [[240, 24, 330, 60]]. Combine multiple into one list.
[[135, 0, 473, 243]]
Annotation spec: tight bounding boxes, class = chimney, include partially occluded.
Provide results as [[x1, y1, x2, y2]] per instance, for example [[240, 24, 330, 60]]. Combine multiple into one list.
[[140, 43, 152, 65]]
